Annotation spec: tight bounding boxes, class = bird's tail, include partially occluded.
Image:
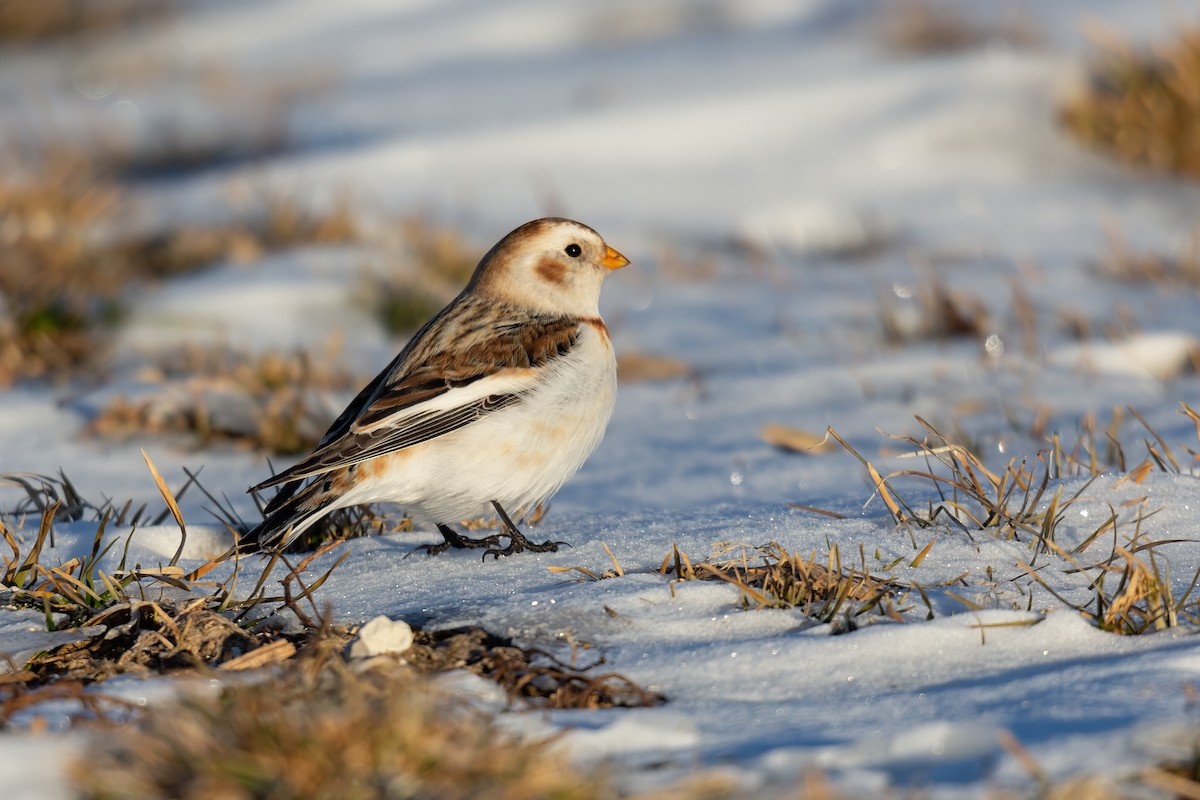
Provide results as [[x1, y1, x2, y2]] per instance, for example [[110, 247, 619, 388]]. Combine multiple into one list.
[[240, 476, 342, 553]]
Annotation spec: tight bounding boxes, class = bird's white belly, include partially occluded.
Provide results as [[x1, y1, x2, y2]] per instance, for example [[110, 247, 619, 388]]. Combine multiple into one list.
[[350, 328, 616, 525]]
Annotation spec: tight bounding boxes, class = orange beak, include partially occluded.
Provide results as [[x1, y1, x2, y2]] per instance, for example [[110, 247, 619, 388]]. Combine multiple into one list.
[[601, 244, 630, 271]]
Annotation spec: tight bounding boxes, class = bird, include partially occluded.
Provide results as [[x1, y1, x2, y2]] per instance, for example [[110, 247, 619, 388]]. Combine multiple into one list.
[[242, 217, 629, 558]]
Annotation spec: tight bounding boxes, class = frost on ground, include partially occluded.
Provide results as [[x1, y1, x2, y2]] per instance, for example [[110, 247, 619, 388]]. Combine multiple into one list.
[[4, 0, 1200, 798]]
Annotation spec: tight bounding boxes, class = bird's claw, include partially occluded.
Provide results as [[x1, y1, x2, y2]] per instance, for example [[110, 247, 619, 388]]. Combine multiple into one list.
[[408, 530, 505, 558], [482, 536, 567, 561], [405, 541, 450, 558]]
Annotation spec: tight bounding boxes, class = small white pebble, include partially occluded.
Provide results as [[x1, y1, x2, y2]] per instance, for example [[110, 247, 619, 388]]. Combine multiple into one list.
[[347, 615, 414, 658]]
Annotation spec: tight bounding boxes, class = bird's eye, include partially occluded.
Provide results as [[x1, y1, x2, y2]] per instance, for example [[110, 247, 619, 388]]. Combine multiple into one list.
[[564, 243, 582, 257]]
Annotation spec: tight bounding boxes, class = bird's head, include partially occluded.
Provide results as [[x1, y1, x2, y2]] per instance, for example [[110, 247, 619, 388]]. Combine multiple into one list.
[[471, 217, 629, 317]]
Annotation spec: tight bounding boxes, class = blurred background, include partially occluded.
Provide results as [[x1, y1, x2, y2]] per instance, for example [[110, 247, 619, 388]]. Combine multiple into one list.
[[1, 0, 1199, 492], [6, 5, 1200, 795]]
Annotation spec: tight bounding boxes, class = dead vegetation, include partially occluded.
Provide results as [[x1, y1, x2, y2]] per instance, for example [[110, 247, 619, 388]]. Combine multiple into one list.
[[616, 352, 695, 383], [74, 646, 611, 800], [825, 404, 1200, 635], [760, 424, 838, 455], [2, 515, 649, 799], [2, 459, 659, 738], [365, 216, 480, 335], [548, 404, 1200, 639], [3, 469, 657, 800], [1092, 226, 1200, 288], [2, 414, 1198, 797], [89, 341, 364, 454], [0, 151, 359, 386], [1062, 25, 1200, 178], [874, 250, 1037, 353], [18, 600, 298, 688], [409, 625, 664, 710], [872, 241, 1195, 361], [880, 1, 1039, 55], [661, 541, 905, 628], [0, 19, 350, 386], [0, 0, 171, 42], [0, 152, 127, 383], [0, 464, 313, 725], [878, 275, 991, 344]]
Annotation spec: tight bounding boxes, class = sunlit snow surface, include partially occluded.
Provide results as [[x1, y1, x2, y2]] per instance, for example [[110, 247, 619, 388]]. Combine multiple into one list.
[[4, 1, 1200, 796]]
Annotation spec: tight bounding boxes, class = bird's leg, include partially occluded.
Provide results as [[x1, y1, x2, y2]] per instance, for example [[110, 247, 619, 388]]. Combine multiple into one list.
[[483, 500, 567, 560], [408, 523, 505, 557]]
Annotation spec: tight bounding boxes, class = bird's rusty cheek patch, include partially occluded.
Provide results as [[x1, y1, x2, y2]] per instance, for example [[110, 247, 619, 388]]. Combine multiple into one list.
[[535, 258, 568, 286]]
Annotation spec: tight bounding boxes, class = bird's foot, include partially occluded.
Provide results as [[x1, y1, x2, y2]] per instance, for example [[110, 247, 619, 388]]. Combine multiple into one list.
[[406, 524, 505, 558], [483, 531, 568, 560], [483, 501, 567, 559]]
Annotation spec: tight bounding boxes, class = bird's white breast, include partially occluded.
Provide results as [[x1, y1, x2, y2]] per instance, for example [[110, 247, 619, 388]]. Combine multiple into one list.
[[347, 322, 617, 526]]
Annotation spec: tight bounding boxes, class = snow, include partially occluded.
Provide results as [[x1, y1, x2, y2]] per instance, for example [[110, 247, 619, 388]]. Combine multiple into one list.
[[0, 735, 81, 800], [0, 608, 103, 672], [4, 0, 1200, 797]]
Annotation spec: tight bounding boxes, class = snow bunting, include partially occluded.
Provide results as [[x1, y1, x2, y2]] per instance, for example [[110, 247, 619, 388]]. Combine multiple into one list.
[[244, 217, 629, 558]]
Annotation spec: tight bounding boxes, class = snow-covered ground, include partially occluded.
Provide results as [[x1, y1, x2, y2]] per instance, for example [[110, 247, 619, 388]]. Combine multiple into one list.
[[4, 1, 1200, 796]]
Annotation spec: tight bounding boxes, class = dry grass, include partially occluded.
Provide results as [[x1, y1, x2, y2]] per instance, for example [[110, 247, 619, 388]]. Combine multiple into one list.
[[880, 1, 1039, 55], [1029, 405, 1131, 477], [0, 151, 359, 386], [408, 625, 664, 710], [89, 341, 365, 454], [554, 538, 909, 630], [1014, 495, 1196, 636], [74, 648, 610, 800], [997, 726, 1199, 800], [119, 192, 358, 277], [829, 420, 1079, 542], [3, 458, 660, 736], [18, 600, 307, 690], [366, 217, 479, 335], [0, 465, 657, 799], [761, 424, 838, 455], [1140, 767, 1200, 800], [0, 0, 171, 42], [829, 406, 1200, 634], [661, 541, 904, 627], [0, 468, 210, 624], [877, 249, 1143, 356], [0, 152, 127, 383], [878, 273, 991, 345], [1039, 403, 1200, 479], [1093, 226, 1200, 287], [1062, 25, 1200, 178], [616, 352, 695, 384], [0, 462, 339, 696]]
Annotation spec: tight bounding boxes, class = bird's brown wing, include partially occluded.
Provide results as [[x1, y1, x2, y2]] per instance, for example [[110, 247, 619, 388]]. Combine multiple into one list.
[[250, 306, 581, 503]]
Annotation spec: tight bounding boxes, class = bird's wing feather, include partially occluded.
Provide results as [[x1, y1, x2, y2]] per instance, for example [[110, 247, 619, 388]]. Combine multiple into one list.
[[251, 375, 535, 491], [250, 309, 581, 494]]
